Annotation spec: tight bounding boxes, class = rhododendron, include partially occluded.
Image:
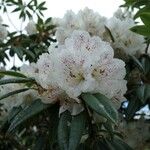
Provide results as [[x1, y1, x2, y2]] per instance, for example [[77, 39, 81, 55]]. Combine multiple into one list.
[[18, 30, 127, 110], [25, 20, 37, 35], [0, 18, 7, 41], [54, 7, 106, 44], [0, 2, 149, 148], [106, 17, 146, 58]]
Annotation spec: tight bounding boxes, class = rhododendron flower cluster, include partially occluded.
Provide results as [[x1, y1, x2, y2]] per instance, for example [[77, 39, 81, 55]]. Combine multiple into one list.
[[0, 16, 7, 41], [20, 30, 127, 111], [54, 8, 146, 59], [1, 8, 139, 116], [25, 20, 37, 35]]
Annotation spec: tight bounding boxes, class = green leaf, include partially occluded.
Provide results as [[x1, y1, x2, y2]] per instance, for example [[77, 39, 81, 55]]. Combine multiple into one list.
[[134, 6, 150, 19], [0, 70, 27, 78], [37, 1, 46, 9], [81, 93, 116, 124], [94, 93, 118, 122], [7, 99, 50, 133], [26, 10, 32, 19], [12, 47, 23, 60], [103, 121, 114, 138], [130, 55, 145, 73], [48, 104, 59, 149], [68, 112, 86, 150], [34, 0, 37, 6], [130, 25, 150, 36], [0, 106, 23, 132], [12, 7, 21, 13], [140, 55, 150, 75], [0, 77, 35, 85], [23, 49, 35, 60], [144, 84, 150, 102], [140, 12, 150, 27], [58, 111, 71, 150], [111, 137, 133, 150], [136, 84, 150, 104], [0, 88, 30, 101], [126, 98, 140, 120], [45, 17, 52, 24]]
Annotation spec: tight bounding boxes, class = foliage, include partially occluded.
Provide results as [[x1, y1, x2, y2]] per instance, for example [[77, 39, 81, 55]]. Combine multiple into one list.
[[0, 0, 56, 66]]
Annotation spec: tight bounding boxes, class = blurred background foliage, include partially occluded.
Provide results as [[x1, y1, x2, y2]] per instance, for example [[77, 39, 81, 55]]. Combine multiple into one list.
[[0, 0, 56, 67]]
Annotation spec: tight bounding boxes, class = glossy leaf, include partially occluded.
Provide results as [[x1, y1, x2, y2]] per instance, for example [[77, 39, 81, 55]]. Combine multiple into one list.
[[0, 88, 30, 101], [130, 25, 150, 36], [81, 93, 116, 124], [58, 111, 71, 150], [68, 111, 86, 150], [130, 55, 145, 73], [0, 77, 35, 85], [140, 12, 150, 27], [0, 70, 27, 78], [94, 93, 118, 122], [7, 99, 50, 133]]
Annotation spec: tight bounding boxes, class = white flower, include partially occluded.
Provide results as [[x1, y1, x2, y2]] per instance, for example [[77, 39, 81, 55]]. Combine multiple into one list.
[[59, 98, 84, 115], [54, 30, 127, 104], [78, 7, 106, 38], [37, 85, 63, 104], [25, 20, 37, 35], [0, 25, 7, 41], [54, 10, 80, 44], [106, 17, 146, 57], [113, 8, 133, 20], [21, 49, 63, 104], [36, 49, 60, 89], [54, 8, 106, 44], [20, 63, 38, 78], [36, 53, 54, 88], [0, 16, 3, 24]]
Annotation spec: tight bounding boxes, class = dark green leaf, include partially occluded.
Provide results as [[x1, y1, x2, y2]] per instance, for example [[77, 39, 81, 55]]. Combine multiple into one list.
[[0, 88, 30, 101], [0, 70, 27, 78], [130, 55, 145, 73], [103, 121, 114, 138], [68, 112, 86, 150], [23, 49, 35, 60], [140, 55, 150, 75], [26, 10, 32, 19], [134, 6, 150, 19], [81, 93, 116, 124], [7, 99, 50, 133], [12, 7, 21, 13], [13, 47, 24, 60], [111, 137, 133, 150], [140, 12, 150, 27], [126, 98, 140, 120], [58, 111, 71, 150], [45, 17, 52, 24], [38, 1, 46, 9], [130, 25, 150, 36], [0, 77, 35, 85], [94, 93, 118, 122]]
